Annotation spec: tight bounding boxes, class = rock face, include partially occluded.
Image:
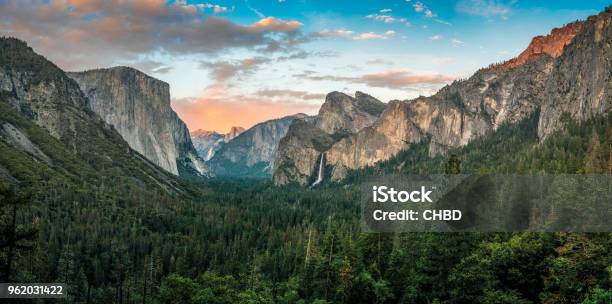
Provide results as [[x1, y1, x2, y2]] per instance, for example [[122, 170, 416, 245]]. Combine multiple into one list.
[[538, 9, 612, 139], [0, 37, 186, 194], [273, 7, 611, 185], [1, 122, 51, 164], [191, 127, 245, 161], [498, 21, 584, 69], [273, 92, 386, 185], [315, 91, 386, 134], [0, 38, 93, 144], [209, 114, 308, 177], [273, 119, 336, 185], [225, 126, 245, 141], [67, 67, 208, 176], [191, 130, 224, 161]]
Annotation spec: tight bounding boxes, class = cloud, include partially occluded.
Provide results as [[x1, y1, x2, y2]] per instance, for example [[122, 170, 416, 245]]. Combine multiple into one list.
[[353, 31, 396, 41], [276, 50, 337, 61], [172, 92, 319, 133], [255, 89, 325, 100], [456, 0, 514, 17], [429, 35, 442, 40], [352, 70, 455, 89], [366, 14, 396, 23], [413, 1, 437, 18], [366, 13, 410, 25], [315, 29, 355, 38], [367, 59, 394, 65], [198, 3, 230, 14], [380, 8, 392, 13], [130, 60, 174, 74], [276, 50, 311, 61], [433, 19, 452, 26], [0, 0, 305, 70], [413, 1, 425, 12], [316, 29, 396, 41], [251, 17, 303, 32], [451, 38, 465, 47], [200, 57, 271, 82], [294, 69, 455, 90]]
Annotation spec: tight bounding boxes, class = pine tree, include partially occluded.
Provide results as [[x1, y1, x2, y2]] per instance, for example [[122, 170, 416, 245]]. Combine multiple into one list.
[[585, 131, 604, 173], [445, 154, 461, 174]]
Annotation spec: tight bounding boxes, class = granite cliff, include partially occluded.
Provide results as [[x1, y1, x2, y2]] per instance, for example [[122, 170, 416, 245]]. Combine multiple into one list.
[[68, 67, 208, 176], [273, 91, 386, 185], [315, 91, 386, 134]]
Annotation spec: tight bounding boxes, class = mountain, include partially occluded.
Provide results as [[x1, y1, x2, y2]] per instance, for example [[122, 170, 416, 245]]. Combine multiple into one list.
[[315, 91, 386, 134], [191, 130, 225, 160], [273, 91, 386, 185], [208, 114, 308, 178], [67, 67, 208, 177], [225, 126, 245, 141], [191, 126, 245, 161], [273, 8, 611, 185], [0, 37, 186, 193]]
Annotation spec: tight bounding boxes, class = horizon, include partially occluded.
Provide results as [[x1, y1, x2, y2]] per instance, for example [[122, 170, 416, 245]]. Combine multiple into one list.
[[0, 0, 609, 133]]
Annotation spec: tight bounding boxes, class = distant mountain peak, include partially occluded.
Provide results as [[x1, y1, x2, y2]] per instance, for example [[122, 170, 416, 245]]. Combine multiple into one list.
[[495, 21, 584, 69], [225, 126, 245, 141], [208, 113, 310, 178], [191, 129, 220, 137]]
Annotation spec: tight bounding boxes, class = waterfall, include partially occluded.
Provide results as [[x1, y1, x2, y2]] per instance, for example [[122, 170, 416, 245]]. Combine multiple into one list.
[[311, 152, 326, 187]]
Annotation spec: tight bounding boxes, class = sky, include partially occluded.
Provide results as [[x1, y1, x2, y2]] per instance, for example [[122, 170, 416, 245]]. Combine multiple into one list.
[[0, 0, 609, 133]]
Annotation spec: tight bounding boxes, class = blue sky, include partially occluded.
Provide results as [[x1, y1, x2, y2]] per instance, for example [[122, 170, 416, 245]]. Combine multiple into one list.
[[0, 0, 608, 132]]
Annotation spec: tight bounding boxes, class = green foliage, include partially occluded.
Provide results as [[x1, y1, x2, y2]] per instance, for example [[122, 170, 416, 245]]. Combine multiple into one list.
[[445, 154, 461, 174], [581, 288, 612, 304]]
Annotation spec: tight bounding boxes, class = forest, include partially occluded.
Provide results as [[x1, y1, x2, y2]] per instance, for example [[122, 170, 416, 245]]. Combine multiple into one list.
[[1, 106, 611, 303]]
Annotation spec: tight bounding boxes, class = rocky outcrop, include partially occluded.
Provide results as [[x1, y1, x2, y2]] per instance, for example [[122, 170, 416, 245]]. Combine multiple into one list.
[[497, 21, 584, 69], [68, 67, 208, 176], [0, 38, 92, 145], [1, 122, 51, 164], [273, 92, 386, 185], [225, 126, 245, 141], [191, 126, 245, 161], [273, 7, 611, 185], [315, 91, 386, 134], [272, 119, 336, 185], [538, 8, 612, 138], [209, 114, 307, 177]]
